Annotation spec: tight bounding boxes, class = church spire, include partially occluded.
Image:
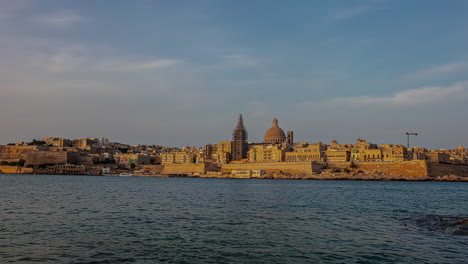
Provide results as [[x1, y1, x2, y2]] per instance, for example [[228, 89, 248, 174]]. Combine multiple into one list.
[[232, 114, 248, 160], [236, 114, 245, 130]]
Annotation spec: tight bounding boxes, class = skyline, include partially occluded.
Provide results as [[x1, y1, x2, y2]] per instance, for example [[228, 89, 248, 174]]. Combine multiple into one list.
[[1, 0, 468, 148]]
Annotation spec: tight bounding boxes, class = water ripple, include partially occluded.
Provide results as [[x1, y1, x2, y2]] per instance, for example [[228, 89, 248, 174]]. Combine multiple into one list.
[[0, 175, 467, 263]]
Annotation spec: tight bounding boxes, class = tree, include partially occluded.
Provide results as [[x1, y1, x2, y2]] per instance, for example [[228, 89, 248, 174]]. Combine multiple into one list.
[[28, 139, 46, 146]]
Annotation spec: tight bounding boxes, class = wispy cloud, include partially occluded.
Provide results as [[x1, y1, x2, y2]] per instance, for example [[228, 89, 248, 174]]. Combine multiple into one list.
[[97, 59, 183, 72], [298, 81, 468, 109], [37, 9, 85, 28], [26, 47, 183, 74], [401, 63, 467, 82], [328, 5, 386, 21]]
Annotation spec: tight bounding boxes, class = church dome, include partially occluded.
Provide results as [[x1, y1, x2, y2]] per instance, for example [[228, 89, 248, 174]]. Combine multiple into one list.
[[263, 118, 286, 144]]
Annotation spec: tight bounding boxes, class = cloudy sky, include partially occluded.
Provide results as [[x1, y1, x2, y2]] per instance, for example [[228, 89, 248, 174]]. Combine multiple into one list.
[[1, 0, 468, 149]]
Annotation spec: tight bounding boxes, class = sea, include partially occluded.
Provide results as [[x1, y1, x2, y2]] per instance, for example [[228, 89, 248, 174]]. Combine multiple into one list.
[[0, 174, 467, 264]]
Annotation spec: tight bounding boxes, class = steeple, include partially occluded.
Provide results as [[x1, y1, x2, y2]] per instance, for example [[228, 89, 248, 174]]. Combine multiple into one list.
[[231, 114, 248, 160]]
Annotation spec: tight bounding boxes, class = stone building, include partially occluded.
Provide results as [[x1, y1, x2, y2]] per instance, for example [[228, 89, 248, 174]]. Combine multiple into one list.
[[54, 164, 86, 175], [325, 149, 350, 162], [349, 139, 379, 161], [161, 151, 197, 164], [211, 141, 233, 164], [43, 137, 72, 147], [72, 139, 93, 149], [284, 142, 326, 162], [248, 144, 285, 163], [115, 153, 151, 166], [380, 144, 408, 161]]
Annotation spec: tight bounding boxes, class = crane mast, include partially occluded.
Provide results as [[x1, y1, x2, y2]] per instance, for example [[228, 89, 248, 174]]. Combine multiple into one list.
[[405, 132, 418, 148]]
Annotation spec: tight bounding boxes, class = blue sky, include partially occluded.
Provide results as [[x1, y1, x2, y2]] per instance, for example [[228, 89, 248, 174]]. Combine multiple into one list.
[[1, 0, 468, 148]]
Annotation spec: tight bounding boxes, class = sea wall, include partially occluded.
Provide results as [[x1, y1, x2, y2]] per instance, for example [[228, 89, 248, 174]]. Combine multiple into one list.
[[354, 161, 428, 177], [140, 165, 164, 174], [162, 163, 206, 175], [327, 161, 429, 177], [0, 166, 34, 174], [427, 163, 468, 177], [221, 162, 320, 174]]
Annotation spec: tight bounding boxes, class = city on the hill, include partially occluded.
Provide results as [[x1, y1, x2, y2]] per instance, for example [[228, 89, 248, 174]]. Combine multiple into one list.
[[1, 114, 467, 181]]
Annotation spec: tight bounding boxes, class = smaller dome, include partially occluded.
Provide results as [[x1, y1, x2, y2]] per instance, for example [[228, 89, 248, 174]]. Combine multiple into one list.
[[264, 118, 286, 144]]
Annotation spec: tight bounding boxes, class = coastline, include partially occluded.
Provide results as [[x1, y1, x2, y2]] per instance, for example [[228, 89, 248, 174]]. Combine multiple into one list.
[[2, 171, 467, 182]]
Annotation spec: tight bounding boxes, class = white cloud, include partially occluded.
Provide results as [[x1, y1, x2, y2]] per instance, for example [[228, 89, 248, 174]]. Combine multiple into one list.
[[298, 81, 468, 109], [401, 63, 467, 81], [37, 10, 85, 28]]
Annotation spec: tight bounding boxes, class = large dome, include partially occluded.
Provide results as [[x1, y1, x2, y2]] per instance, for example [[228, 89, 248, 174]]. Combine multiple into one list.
[[263, 118, 286, 144]]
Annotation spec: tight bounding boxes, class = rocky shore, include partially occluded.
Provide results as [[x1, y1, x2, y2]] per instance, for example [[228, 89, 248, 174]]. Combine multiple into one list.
[[267, 171, 468, 181]]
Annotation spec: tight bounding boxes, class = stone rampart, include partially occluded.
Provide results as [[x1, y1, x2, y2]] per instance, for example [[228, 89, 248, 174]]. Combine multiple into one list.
[[24, 151, 68, 166], [162, 163, 206, 174], [427, 163, 468, 177], [140, 165, 164, 174], [326, 162, 352, 170], [221, 162, 317, 174], [0, 146, 41, 161], [357, 161, 428, 177], [327, 161, 429, 177], [0, 166, 34, 174]]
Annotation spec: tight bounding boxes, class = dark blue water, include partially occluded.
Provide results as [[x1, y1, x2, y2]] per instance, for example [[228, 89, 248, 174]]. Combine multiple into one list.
[[0, 175, 467, 263]]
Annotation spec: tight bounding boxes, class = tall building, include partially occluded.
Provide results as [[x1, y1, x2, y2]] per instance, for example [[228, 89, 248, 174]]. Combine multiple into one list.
[[231, 114, 248, 161]]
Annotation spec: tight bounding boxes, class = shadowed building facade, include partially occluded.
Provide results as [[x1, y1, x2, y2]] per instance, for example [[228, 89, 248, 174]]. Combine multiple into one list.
[[231, 114, 248, 161]]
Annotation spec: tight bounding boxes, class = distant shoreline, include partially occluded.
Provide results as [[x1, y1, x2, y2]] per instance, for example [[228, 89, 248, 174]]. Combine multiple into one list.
[[2, 172, 467, 182]]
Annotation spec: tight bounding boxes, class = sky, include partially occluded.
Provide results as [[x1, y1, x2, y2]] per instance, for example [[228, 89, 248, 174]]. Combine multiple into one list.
[[1, 0, 468, 149]]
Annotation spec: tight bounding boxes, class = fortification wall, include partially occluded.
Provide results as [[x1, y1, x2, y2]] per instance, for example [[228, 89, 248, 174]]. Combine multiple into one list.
[[221, 162, 316, 174], [427, 163, 468, 177], [354, 161, 428, 177], [326, 162, 351, 170], [162, 163, 206, 174], [0, 166, 34, 174], [0, 146, 40, 161], [327, 161, 429, 177], [140, 165, 164, 174], [24, 151, 68, 166]]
